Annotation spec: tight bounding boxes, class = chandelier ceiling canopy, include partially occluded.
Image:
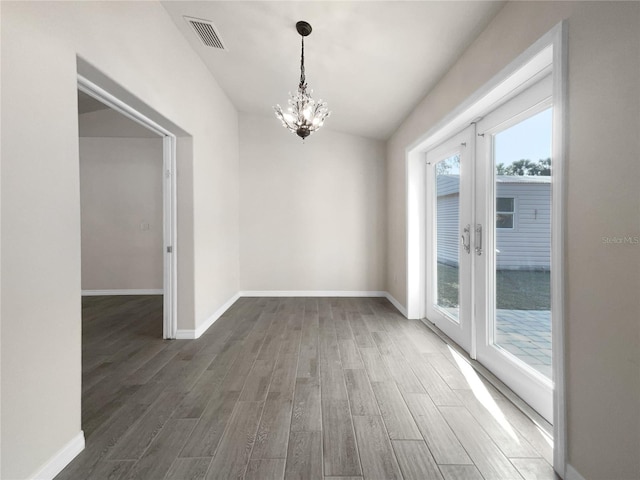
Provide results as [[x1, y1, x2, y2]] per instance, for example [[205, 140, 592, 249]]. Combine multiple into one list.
[[274, 21, 330, 140]]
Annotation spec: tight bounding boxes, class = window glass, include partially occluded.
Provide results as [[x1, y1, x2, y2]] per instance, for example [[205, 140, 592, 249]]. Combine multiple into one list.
[[496, 197, 514, 229], [496, 197, 514, 212]]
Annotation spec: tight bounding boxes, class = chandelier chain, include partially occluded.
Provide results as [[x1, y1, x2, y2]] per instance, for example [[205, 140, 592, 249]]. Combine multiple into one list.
[[299, 36, 306, 89]]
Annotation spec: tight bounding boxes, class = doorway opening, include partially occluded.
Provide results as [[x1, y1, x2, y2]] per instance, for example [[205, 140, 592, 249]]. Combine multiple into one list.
[[78, 75, 177, 340], [406, 23, 566, 476], [427, 75, 554, 422]]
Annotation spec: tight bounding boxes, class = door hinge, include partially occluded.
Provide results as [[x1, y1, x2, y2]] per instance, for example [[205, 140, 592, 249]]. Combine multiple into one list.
[[165, 169, 171, 178], [167, 246, 173, 253]]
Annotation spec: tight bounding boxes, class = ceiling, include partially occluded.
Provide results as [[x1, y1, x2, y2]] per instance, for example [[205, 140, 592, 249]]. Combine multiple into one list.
[[162, 1, 505, 140]]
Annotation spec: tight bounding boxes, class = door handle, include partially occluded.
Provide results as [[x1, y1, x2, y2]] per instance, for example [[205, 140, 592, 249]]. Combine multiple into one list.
[[475, 224, 483, 256], [461, 224, 471, 254]]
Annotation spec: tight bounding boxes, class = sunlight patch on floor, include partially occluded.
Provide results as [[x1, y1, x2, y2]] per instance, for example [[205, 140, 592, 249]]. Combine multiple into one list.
[[448, 345, 519, 441]]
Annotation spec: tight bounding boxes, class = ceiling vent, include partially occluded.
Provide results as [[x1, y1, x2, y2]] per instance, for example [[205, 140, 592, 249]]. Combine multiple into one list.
[[184, 16, 226, 50]]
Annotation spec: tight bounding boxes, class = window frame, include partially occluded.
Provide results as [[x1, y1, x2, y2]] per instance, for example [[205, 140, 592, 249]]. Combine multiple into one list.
[[496, 196, 516, 230]]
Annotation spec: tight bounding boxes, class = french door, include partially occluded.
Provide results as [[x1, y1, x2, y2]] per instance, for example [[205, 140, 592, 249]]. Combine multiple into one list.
[[427, 75, 554, 422], [426, 127, 474, 353]]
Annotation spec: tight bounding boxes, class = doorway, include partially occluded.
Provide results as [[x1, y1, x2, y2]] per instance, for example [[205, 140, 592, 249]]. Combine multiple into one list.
[[426, 75, 554, 422], [406, 23, 567, 474], [78, 75, 177, 339]]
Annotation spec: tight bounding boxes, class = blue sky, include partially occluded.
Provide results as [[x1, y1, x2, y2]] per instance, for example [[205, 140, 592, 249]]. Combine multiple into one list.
[[494, 108, 552, 167], [436, 107, 552, 175]]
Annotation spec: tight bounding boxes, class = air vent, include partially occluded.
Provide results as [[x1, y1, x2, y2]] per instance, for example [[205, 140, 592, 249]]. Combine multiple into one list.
[[184, 16, 226, 50]]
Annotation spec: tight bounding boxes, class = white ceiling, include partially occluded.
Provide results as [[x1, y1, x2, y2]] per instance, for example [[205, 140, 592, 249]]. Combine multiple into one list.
[[161, 1, 505, 140]]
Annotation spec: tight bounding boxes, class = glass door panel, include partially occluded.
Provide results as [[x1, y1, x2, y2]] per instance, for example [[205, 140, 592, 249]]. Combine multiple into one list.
[[435, 154, 461, 322], [493, 108, 553, 378], [426, 127, 473, 352]]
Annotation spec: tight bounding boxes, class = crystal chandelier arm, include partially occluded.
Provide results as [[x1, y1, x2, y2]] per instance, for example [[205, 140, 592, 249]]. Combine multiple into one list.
[[274, 105, 297, 130]]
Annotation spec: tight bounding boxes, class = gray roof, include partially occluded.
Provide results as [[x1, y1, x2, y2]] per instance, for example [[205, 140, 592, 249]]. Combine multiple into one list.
[[437, 174, 550, 184], [496, 175, 551, 184]]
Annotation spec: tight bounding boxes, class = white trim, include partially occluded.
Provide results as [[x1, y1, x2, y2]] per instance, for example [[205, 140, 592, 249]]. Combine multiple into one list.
[[550, 21, 568, 478], [384, 292, 408, 317], [565, 464, 587, 480], [406, 146, 427, 319], [77, 74, 178, 340], [78, 75, 172, 137], [162, 135, 178, 340], [29, 431, 85, 480], [81, 289, 163, 296], [239, 290, 387, 298], [175, 292, 241, 339], [174, 332, 196, 340], [174, 331, 197, 340]]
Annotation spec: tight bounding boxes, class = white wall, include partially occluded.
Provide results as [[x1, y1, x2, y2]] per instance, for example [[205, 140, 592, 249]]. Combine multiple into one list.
[[239, 113, 386, 293], [0, 2, 239, 478], [79, 137, 163, 291], [386, 2, 640, 479]]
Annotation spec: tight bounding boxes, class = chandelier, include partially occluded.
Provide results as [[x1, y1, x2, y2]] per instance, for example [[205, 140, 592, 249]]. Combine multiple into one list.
[[274, 21, 330, 139]]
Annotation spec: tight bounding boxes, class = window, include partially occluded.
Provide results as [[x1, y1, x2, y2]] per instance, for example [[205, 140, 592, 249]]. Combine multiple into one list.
[[496, 197, 515, 228]]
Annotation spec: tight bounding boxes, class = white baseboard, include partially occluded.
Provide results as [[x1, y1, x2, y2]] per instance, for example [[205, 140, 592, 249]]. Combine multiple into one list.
[[82, 289, 163, 296], [239, 290, 387, 298], [565, 464, 586, 480], [174, 330, 197, 339], [384, 292, 408, 317], [238, 290, 408, 317], [175, 292, 241, 339], [173, 290, 408, 340], [30, 431, 85, 480]]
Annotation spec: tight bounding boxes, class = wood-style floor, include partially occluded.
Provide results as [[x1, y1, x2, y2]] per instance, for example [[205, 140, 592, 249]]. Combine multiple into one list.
[[56, 295, 557, 480]]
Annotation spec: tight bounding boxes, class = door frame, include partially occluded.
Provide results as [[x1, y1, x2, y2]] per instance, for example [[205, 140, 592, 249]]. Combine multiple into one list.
[[77, 75, 178, 339], [405, 22, 567, 475]]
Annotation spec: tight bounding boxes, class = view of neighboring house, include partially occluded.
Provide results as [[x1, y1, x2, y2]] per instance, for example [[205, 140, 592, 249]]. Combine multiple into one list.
[[437, 174, 551, 270]]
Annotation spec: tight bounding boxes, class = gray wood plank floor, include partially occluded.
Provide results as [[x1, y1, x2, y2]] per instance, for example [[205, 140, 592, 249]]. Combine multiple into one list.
[[55, 295, 558, 480]]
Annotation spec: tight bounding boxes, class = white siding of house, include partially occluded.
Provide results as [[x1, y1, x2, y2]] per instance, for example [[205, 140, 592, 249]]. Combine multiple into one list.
[[436, 175, 460, 196], [435, 176, 551, 269], [495, 182, 551, 270], [436, 175, 460, 265], [436, 193, 459, 265]]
